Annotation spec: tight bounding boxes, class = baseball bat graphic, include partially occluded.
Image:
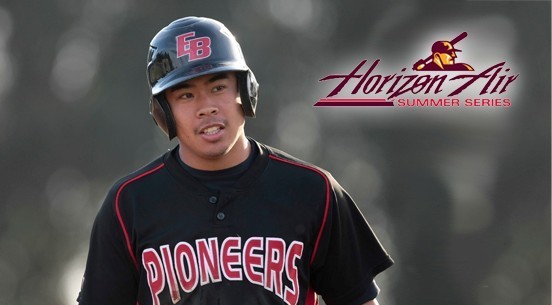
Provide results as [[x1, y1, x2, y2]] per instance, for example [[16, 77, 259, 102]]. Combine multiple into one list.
[[412, 31, 468, 70]]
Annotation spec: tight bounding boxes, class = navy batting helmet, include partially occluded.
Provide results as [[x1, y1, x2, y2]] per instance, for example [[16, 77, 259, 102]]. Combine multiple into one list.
[[147, 17, 259, 140]]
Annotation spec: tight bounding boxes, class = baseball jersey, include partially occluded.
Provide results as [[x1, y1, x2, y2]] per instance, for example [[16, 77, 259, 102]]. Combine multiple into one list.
[[78, 138, 393, 305]]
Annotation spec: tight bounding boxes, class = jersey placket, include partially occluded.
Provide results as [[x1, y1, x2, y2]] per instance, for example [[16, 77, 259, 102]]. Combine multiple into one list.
[[209, 190, 232, 225]]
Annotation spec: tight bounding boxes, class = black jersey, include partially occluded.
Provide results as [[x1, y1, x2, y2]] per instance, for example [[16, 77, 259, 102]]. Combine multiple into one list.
[[78, 139, 393, 305]]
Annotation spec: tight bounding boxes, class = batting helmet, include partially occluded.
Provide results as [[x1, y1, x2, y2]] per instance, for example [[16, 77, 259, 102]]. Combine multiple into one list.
[[431, 41, 461, 54], [147, 17, 259, 140]]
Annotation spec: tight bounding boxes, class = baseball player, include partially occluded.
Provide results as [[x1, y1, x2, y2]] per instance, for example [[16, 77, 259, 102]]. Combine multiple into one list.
[[414, 40, 473, 71], [77, 17, 393, 305]]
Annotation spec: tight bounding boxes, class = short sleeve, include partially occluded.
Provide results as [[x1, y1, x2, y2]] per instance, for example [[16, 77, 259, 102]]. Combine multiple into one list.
[[78, 189, 139, 305], [310, 177, 393, 305]]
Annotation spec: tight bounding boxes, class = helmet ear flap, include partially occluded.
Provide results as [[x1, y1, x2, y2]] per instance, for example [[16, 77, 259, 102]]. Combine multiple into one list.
[[149, 95, 177, 140], [238, 70, 259, 117]]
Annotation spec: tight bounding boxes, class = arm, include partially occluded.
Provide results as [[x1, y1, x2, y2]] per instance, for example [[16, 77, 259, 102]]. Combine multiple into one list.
[[310, 174, 393, 305], [78, 188, 139, 305]]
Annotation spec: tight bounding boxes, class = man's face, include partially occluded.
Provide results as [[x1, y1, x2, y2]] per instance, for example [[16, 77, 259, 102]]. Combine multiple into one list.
[[165, 72, 248, 169], [437, 51, 457, 66]]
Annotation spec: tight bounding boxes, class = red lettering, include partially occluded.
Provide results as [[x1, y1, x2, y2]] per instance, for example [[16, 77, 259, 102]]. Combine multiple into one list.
[[221, 237, 243, 281], [243, 237, 264, 286], [284, 242, 304, 305], [174, 242, 199, 293], [142, 248, 165, 305], [176, 31, 212, 61], [161, 245, 182, 304], [264, 238, 286, 297], [142, 236, 305, 303], [319, 60, 368, 97], [196, 238, 222, 285]]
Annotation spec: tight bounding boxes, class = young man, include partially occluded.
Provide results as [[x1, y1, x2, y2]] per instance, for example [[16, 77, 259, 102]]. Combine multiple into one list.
[[78, 17, 393, 305]]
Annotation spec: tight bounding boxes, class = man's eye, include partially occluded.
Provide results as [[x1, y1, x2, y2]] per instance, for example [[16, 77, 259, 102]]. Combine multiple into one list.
[[212, 85, 226, 92], [179, 93, 193, 99]]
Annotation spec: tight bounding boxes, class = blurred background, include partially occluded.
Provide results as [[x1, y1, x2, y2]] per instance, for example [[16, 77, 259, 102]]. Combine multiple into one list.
[[0, 0, 549, 304]]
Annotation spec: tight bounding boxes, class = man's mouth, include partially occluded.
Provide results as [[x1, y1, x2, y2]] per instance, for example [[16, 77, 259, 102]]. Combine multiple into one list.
[[199, 123, 225, 136], [202, 126, 222, 135]]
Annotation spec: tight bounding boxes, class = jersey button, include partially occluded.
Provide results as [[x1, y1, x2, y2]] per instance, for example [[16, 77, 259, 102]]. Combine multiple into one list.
[[209, 196, 217, 204], [216, 212, 226, 221]]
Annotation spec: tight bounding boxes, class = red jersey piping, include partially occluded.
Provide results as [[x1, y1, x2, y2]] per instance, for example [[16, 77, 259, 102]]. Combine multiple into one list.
[[268, 155, 331, 265], [305, 287, 319, 305], [115, 163, 165, 269]]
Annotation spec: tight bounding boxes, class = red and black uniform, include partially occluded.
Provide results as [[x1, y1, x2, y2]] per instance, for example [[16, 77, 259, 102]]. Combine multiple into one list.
[[78, 139, 393, 305]]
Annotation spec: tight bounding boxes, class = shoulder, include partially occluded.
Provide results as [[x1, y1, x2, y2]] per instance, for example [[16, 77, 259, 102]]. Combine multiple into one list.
[[97, 151, 171, 223], [420, 62, 441, 71], [254, 139, 336, 188], [455, 63, 474, 71], [106, 151, 170, 199]]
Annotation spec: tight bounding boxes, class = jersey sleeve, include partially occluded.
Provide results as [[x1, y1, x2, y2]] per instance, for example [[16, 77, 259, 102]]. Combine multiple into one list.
[[77, 187, 139, 305], [310, 175, 394, 305]]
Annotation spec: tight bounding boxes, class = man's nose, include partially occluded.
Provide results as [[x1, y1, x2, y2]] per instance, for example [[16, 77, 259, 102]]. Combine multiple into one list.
[[196, 95, 219, 117]]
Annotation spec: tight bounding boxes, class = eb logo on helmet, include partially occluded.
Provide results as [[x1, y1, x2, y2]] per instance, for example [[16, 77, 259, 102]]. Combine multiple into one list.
[[176, 31, 212, 61]]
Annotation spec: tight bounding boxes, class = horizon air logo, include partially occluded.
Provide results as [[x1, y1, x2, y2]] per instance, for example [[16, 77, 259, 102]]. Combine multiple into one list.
[[315, 31, 519, 108]]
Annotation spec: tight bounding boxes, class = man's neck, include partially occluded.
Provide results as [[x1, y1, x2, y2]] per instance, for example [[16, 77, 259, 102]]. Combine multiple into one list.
[[178, 136, 251, 171]]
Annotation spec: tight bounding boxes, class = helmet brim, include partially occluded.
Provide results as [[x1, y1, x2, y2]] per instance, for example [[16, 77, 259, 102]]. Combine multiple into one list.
[[151, 63, 249, 96]]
